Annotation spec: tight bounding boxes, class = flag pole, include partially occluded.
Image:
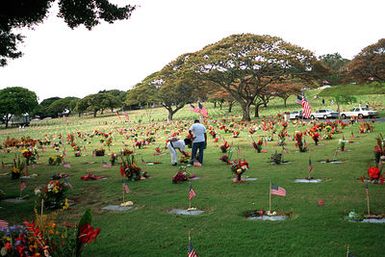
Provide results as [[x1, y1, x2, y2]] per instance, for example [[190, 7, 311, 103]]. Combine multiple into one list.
[[365, 183, 371, 216], [346, 244, 349, 257], [269, 181, 272, 212], [122, 184, 125, 203], [188, 182, 192, 210]]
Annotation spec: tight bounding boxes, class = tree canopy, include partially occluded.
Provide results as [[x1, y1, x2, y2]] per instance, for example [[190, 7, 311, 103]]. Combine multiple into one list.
[[346, 38, 385, 83], [0, 0, 136, 66], [319, 53, 350, 85], [127, 54, 199, 121], [0, 87, 38, 127], [187, 34, 327, 121]]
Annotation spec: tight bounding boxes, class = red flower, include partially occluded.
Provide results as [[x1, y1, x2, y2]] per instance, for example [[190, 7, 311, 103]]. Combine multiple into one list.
[[79, 224, 101, 244], [368, 166, 380, 180], [120, 166, 125, 177]]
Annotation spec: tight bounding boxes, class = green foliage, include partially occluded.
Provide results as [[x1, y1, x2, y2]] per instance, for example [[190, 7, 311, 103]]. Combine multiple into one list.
[[318, 52, 350, 85], [319, 83, 385, 97], [346, 38, 385, 83], [0, 86, 38, 127], [188, 34, 328, 120]]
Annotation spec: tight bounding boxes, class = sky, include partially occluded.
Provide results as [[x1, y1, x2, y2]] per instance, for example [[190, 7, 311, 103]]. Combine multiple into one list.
[[0, 0, 384, 102]]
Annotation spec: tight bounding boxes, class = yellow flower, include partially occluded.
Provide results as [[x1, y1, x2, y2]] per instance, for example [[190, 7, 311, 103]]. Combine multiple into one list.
[[63, 198, 69, 210]]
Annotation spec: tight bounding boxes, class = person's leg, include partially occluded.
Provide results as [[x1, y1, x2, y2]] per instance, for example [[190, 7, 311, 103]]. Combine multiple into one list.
[[191, 143, 198, 163], [167, 143, 177, 165], [197, 142, 204, 164]]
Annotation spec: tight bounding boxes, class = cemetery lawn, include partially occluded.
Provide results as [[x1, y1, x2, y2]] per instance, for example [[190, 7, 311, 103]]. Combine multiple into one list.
[[1, 99, 385, 256]]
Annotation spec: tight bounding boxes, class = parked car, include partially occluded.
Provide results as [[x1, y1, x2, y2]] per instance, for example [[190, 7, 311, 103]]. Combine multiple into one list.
[[340, 107, 378, 119], [289, 110, 302, 120], [310, 109, 339, 119]]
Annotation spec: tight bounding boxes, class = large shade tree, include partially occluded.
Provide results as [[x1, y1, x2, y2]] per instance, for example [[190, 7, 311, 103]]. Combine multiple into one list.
[[346, 38, 385, 83], [128, 54, 199, 121], [188, 34, 327, 121], [0, 0, 136, 66], [0, 87, 38, 127], [319, 53, 350, 85]]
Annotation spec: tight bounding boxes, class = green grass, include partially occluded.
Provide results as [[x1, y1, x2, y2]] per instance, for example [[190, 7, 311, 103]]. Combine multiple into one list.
[[319, 83, 385, 97], [1, 93, 385, 257]]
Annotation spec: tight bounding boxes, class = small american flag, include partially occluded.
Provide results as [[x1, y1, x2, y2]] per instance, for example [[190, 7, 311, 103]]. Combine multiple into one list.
[[271, 184, 286, 197], [188, 240, 198, 257], [301, 97, 312, 119], [123, 183, 130, 194], [0, 219, 9, 229], [188, 184, 196, 201], [308, 158, 313, 173]]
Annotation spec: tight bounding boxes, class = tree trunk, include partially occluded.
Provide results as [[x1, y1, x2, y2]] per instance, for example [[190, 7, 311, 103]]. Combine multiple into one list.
[[167, 110, 174, 121], [101, 109, 104, 114], [254, 104, 261, 118], [240, 101, 252, 121], [283, 97, 288, 107], [93, 110, 97, 117], [228, 101, 234, 113], [219, 102, 223, 110], [213, 101, 217, 108]]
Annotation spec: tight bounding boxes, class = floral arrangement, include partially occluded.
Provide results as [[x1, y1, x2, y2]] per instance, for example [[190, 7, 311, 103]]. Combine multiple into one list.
[[35, 180, 70, 210], [374, 134, 385, 164], [120, 148, 134, 156], [120, 155, 149, 181], [110, 153, 118, 166], [172, 166, 196, 183], [338, 137, 348, 151], [232, 131, 240, 138], [11, 157, 26, 179], [367, 166, 383, 182], [294, 131, 307, 152], [93, 148, 105, 157], [248, 127, 257, 134], [0, 209, 100, 257], [359, 122, 374, 133], [220, 141, 230, 153], [230, 159, 249, 182], [252, 139, 263, 153], [74, 151, 81, 157], [21, 147, 37, 166], [277, 129, 287, 146], [48, 154, 64, 166], [270, 151, 283, 165], [179, 152, 190, 164], [310, 132, 320, 145]]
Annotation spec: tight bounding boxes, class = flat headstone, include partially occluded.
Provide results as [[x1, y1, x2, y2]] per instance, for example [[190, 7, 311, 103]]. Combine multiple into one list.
[[294, 179, 322, 183], [247, 215, 288, 221], [189, 176, 201, 181], [169, 208, 205, 216], [320, 160, 343, 164], [102, 205, 134, 212], [271, 161, 291, 165], [3, 198, 27, 204], [242, 177, 257, 181], [360, 218, 385, 224]]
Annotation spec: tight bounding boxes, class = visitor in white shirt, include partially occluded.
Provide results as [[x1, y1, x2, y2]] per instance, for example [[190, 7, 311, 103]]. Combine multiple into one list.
[[189, 119, 207, 165]]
